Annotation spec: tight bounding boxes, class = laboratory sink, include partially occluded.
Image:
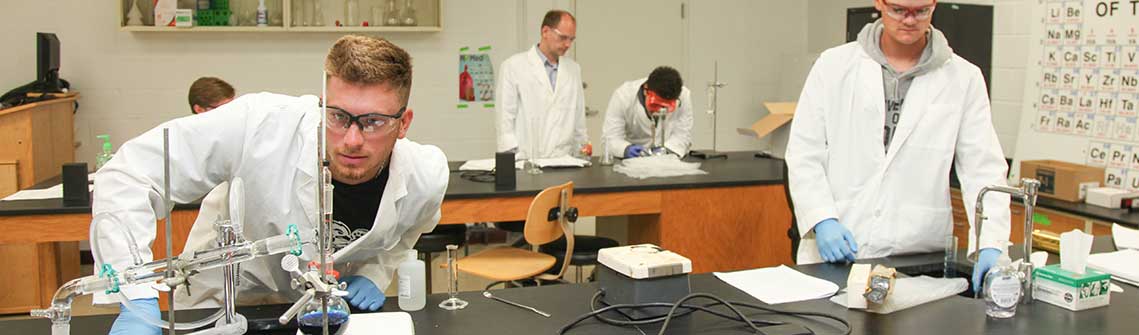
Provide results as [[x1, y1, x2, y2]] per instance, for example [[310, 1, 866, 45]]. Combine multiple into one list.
[[894, 261, 978, 298]]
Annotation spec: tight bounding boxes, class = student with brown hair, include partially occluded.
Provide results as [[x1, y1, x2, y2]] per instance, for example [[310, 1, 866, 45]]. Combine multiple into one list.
[[96, 35, 448, 333]]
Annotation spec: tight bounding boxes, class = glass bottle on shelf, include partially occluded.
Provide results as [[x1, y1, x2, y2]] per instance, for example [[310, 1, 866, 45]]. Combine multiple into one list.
[[303, 0, 314, 26], [383, 0, 399, 26], [268, 0, 284, 26], [312, 0, 325, 26], [291, 0, 302, 26], [399, 0, 417, 26], [344, 0, 359, 26]]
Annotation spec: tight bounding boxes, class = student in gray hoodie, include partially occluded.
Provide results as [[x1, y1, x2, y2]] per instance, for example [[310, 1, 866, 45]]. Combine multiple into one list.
[[786, 0, 1010, 294]]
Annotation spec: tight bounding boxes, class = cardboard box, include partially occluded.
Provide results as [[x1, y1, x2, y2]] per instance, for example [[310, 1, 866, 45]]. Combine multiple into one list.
[[738, 102, 796, 158], [1032, 264, 1111, 311], [1019, 160, 1103, 202]]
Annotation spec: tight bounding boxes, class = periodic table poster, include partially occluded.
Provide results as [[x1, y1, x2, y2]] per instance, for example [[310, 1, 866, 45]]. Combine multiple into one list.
[[1013, 0, 1139, 189]]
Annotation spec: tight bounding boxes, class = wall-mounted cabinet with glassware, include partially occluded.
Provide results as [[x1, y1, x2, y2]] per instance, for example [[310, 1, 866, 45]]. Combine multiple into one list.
[[119, 0, 441, 32]]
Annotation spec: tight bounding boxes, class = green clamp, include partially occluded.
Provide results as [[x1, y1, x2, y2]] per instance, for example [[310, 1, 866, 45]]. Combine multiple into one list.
[[99, 264, 121, 295], [287, 224, 302, 256]]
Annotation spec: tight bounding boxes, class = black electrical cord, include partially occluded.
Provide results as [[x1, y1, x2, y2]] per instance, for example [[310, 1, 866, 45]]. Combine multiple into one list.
[[656, 293, 765, 335], [558, 290, 852, 335], [459, 170, 496, 183], [584, 291, 783, 327]]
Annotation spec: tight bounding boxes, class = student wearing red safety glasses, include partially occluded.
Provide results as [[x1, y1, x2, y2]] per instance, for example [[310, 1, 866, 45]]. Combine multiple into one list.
[[601, 66, 693, 159], [786, 0, 1010, 295]]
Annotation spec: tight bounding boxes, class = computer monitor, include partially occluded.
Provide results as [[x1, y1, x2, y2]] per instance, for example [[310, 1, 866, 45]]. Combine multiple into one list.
[[37, 32, 62, 93]]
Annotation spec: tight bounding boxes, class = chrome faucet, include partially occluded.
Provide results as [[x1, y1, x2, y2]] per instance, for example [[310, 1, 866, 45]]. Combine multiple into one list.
[[971, 178, 1040, 304]]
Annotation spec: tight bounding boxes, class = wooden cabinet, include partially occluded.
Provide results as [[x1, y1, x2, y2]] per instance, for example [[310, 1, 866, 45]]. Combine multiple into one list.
[[950, 189, 1112, 251], [119, 0, 442, 32], [0, 94, 77, 190], [0, 210, 198, 314]]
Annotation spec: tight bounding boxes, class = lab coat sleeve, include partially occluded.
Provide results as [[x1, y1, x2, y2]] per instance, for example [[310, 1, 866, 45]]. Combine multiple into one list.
[[785, 61, 839, 237], [351, 145, 447, 290], [496, 61, 520, 152], [664, 89, 694, 156], [953, 66, 1011, 255], [574, 74, 589, 148], [90, 95, 259, 304], [602, 85, 633, 158]]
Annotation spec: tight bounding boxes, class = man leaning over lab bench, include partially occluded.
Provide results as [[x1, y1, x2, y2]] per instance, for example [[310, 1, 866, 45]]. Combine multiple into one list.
[[602, 66, 693, 158], [785, 0, 1011, 293], [93, 35, 448, 334]]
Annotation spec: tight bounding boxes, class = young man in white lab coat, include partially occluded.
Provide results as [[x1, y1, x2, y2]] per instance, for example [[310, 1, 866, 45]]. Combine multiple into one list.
[[785, 0, 1011, 293], [496, 10, 590, 159], [94, 36, 449, 334], [602, 66, 693, 159]]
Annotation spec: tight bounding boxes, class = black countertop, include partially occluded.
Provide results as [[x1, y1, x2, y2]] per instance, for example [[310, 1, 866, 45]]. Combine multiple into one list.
[[0, 152, 785, 215], [4, 237, 1134, 334], [7, 152, 1139, 230], [444, 152, 785, 199]]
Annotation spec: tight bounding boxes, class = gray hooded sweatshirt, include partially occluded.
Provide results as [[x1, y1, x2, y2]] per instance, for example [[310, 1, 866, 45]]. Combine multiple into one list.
[[857, 19, 952, 152]]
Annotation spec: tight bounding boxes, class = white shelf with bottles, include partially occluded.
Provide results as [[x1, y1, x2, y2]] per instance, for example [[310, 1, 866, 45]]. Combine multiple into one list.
[[119, 0, 441, 32]]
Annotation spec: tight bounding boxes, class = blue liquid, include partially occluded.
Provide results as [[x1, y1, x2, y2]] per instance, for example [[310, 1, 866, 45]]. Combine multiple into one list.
[[298, 310, 350, 335]]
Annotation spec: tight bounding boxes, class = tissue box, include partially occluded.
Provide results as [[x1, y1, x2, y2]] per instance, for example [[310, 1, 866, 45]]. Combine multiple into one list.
[[1085, 187, 1139, 209], [1019, 160, 1103, 202], [1032, 264, 1111, 311]]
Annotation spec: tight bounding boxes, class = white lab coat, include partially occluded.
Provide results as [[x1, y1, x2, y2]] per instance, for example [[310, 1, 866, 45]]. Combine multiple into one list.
[[786, 42, 1011, 264], [91, 92, 449, 308], [495, 45, 587, 159], [601, 78, 693, 158]]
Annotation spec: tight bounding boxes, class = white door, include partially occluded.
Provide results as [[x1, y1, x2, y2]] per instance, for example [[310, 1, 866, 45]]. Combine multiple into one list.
[[573, 0, 688, 154]]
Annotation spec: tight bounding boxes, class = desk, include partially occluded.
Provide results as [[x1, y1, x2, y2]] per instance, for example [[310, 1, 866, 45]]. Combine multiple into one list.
[[4, 237, 1134, 334], [0, 153, 793, 312], [441, 152, 793, 273], [0, 93, 78, 192], [0, 94, 79, 314]]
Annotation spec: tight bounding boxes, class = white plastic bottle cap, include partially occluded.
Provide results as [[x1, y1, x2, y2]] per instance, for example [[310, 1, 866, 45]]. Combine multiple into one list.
[[407, 249, 418, 261]]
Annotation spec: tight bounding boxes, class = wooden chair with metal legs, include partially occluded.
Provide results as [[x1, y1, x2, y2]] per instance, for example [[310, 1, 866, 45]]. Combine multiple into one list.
[[456, 181, 578, 290]]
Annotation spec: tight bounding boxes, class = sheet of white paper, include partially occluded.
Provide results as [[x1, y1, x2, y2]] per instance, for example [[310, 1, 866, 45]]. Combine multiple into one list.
[[458, 159, 497, 171], [295, 312, 414, 335], [533, 156, 589, 168], [713, 265, 839, 304], [1113, 223, 1139, 250], [460, 156, 586, 171], [2, 184, 94, 201], [1110, 283, 1124, 293], [1087, 249, 1139, 286]]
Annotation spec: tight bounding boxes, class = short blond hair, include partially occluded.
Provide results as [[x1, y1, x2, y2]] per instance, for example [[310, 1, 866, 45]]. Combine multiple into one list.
[[324, 35, 413, 104]]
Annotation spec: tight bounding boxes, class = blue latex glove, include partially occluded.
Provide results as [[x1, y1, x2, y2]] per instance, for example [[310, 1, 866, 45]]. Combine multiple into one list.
[[972, 248, 1001, 294], [110, 298, 161, 335], [341, 275, 385, 311], [624, 144, 645, 158], [813, 218, 858, 263]]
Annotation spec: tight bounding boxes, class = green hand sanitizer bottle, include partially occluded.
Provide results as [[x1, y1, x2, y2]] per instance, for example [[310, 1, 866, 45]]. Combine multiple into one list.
[[96, 135, 114, 170]]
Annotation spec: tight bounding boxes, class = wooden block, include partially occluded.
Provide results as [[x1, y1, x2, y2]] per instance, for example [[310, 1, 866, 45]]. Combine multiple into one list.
[[0, 160, 16, 198], [0, 243, 44, 313]]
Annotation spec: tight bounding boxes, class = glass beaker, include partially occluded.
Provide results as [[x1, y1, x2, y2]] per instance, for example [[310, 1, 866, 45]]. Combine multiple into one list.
[[383, 0, 400, 26], [399, 0, 417, 26], [438, 244, 468, 310], [600, 139, 614, 166], [944, 235, 958, 278]]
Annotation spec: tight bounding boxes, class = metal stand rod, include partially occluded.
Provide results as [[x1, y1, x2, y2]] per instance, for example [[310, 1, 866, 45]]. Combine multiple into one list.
[[162, 129, 176, 335]]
